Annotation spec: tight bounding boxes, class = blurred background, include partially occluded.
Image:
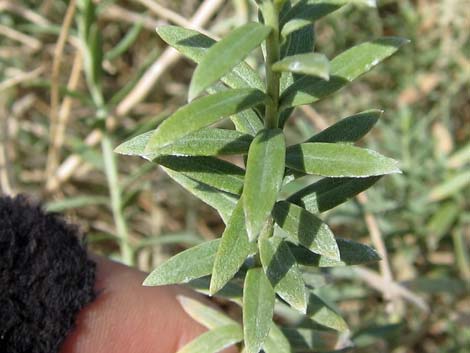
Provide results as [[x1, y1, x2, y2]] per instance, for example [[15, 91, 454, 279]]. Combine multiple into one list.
[[0, 0, 469, 352]]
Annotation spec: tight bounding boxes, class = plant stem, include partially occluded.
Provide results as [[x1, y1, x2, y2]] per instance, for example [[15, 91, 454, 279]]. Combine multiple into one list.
[[262, 1, 280, 129], [78, 2, 133, 265], [101, 133, 134, 265]]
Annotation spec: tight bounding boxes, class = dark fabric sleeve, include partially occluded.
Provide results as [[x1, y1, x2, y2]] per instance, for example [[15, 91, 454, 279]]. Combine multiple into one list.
[[0, 195, 96, 353]]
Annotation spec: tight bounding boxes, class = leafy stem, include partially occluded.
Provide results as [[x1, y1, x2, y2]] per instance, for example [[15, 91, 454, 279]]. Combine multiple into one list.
[[262, 1, 281, 128]]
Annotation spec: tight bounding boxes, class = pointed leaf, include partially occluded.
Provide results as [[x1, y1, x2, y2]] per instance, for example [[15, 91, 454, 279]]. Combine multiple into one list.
[[145, 89, 266, 151], [273, 53, 330, 80], [307, 293, 348, 332], [157, 25, 264, 91], [178, 296, 238, 330], [231, 108, 264, 136], [162, 167, 238, 224], [287, 176, 381, 213], [280, 25, 315, 93], [143, 240, 220, 286], [263, 324, 292, 353], [280, 37, 409, 109], [280, 0, 353, 37], [244, 129, 286, 241], [156, 156, 244, 195], [177, 324, 243, 353], [286, 143, 401, 177], [205, 86, 263, 136], [189, 23, 271, 100], [290, 238, 381, 267], [211, 198, 257, 294], [260, 235, 308, 313], [306, 109, 382, 143], [272, 201, 340, 260], [116, 129, 253, 159], [243, 268, 276, 353]]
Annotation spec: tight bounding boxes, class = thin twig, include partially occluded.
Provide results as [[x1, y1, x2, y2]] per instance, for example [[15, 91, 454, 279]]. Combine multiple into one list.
[[0, 67, 44, 92], [0, 1, 50, 26], [301, 105, 330, 130], [357, 192, 400, 310], [102, 4, 162, 30], [0, 24, 42, 51], [46, 0, 78, 182], [136, 0, 212, 35], [353, 267, 430, 313], [46, 52, 83, 184]]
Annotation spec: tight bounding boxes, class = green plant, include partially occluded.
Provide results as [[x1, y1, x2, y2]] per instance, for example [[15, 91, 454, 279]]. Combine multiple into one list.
[[116, 0, 408, 352]]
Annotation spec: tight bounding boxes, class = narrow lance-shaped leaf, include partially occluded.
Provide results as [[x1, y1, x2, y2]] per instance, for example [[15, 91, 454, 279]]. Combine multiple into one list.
[[286, 143, 401, 177], [280, 0, 354, 37], [189, 23, 271, 100], [263, 324, 292, 353], [272, 201, 340, 260], [210, 197, 257, 295], [155, 156, 245, 195], [116, 128, 253, 159], [177, 324, 243, 353], [163, 167, 238, 224], [244, 129, 286, 241], [206, 86, 264, 136], [306, 293, 348, 332], [273, 53, 330, 80], [243, 268, 276, 353], [287, 176, 381, 213], [143, 239, 220, 286], [259, 235, 308, 313], [157, 25, 264, 91], [145, 88, 266, 152], [280, 37, 409, 109], [290, 238, 381, 267], [178, 296, 238, 330], [305, 109, 382, 144]]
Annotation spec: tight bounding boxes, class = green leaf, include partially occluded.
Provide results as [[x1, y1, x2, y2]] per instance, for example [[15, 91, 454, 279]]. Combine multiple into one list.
[[280, 37, 409, 109], [243, 268, 276, 353], [260, 235, 308, 313], [305, 109, 382, 143], [189, 23, 271, 100], [231, 108, 264, 136], [156, 25, 264, 91], [273, 53, 330, 80], [162, 167, 238, 224], [307, 293, 348, 332], [286, 143, 400, 177], [211, 198, 257, 295], [116, 128, 253, 159], [178, 296, 238, 330], [177, 324, 243, 353], [290, 238, 381, 267], [143, 239, 220, 286], [145, 89, 266, 151], [280, 0, 353, 37], [272, 201, 340, 260], [156, 156, 245, 195], [244, 129, 286, 241], [287, 176, 381, 213], [263, 324, 292, 353]]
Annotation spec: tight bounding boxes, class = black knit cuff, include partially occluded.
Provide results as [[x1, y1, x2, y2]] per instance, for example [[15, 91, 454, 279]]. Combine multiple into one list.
[[0, 195, 97, 353]]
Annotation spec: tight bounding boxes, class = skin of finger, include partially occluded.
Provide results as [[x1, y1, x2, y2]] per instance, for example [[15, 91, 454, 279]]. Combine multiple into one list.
[[60, 255, 238, 353]]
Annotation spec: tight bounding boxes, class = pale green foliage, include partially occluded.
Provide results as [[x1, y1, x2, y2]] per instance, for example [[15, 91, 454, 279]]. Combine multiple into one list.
[[116, 0, 407, 351]]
